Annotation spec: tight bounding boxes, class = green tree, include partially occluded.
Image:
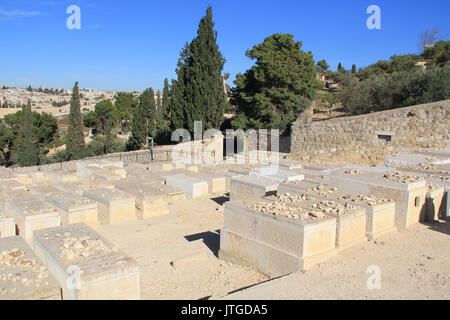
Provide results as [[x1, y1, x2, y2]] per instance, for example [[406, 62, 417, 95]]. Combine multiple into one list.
[[115, 92, 137, 133], [139, 88, 156, 139], [66, 82, 85, 160], [183, 6, 228, 132], [232, 33, 320, 131], [337, 62, 343, 72], [317, 59, 330, 71], [351, 64, 357, 74], [127, 100, 148, 150], [169, 43, 190, 131], [18, 100, 39, 166]]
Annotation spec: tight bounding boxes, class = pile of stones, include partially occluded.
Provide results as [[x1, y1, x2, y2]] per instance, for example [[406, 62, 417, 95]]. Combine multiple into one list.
[[0, 249, 50, 293], [344, 169, 369, 175], [337, 194, 393, 206], [250, 194, 327, 221], [380, 172, 424, 183], [54, 232, 119, 262]]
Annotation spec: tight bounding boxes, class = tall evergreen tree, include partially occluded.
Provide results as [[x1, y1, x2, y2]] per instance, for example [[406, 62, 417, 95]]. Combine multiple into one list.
[[127, 101, 147, 150], [18, 100, 38, 166], [162, 78, 171, 117], [66, 82, 85, 159], [184, 6, 228, 132], [351, 64, 357, 74], [140, 88, 156, 139], [169, 43, 190, 131]]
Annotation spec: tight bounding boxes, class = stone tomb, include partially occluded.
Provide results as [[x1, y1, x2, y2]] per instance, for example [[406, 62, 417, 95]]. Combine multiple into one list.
[[289, 187, 396, 241], [46, 171, 79, 184], [114, 180, 169, 220], [33, 223, 140, 300], [45, 192, 98, 226], [0, 209, 15, 239], [270, 193, 367, 249], [0, 179, 28, 192], [219, 199, 338, 277], [185, 172, 227, 195], [329, 173, 427, 230], [59, 180, 115, 196], [166, 174, 208, 198], [0, 236, 61, 300], [6, 198, 61, 245], [230, 176, 278, 202], [250, 167, 304, 183], [278, 181, 320, 195], [84, 188, 135, 225]]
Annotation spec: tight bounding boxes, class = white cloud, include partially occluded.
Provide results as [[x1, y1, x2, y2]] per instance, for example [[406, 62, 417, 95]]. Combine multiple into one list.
[[0, 7, 41, 17]]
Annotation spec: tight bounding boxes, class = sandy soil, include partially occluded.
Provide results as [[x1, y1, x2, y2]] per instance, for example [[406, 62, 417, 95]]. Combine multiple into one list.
[[93, 194, 449, 300], [93, 196, 268, 300], [217, 220, 450, 300]]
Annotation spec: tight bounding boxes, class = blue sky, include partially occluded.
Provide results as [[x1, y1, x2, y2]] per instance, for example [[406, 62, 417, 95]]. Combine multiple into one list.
[[0, 0, 449, 92]]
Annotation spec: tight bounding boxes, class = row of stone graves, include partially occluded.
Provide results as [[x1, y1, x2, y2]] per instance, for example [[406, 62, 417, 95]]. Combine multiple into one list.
[[0, 148, 448, 299]]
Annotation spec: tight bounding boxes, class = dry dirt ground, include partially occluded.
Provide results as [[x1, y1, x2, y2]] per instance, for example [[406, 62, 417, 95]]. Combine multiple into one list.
[[92, 196, 268, 300], [93, 196, 449, 300]]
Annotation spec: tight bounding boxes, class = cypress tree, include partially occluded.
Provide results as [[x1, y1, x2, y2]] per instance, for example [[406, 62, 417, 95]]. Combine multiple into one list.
[[184, 6, 228, 132], [66, 82, 85, 159], [169, 43, 190, 131], [127, 101, 147, 150], [139, 88, 156, 139], [18, 99, 39, 166], [162, 78, 171, 117]]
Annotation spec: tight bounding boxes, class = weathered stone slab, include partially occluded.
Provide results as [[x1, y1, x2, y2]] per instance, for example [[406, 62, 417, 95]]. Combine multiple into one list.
[[0, 210, 15, 238], [250, 167, 304, 183], [0, 236, 61, 300], [45, 192, 98, 226], [219, 200, 337, 277], [185, 172, 227, 194], [289, 187, 396, 241], [46, 172, 79, 184], [6, 198, 60, 245], [329, 174, 427, 230], [0, 179, 27, 192], [277, 194, 367, 249], [83, 188, 135, 225], [166, 174, 208, 198], [230, 176, 278, 202], [29, 185, 64, 198], [59, 180, 115, 196], [114, 180, 169, 220], [278, 181, 320, 195], [33, 223, 140, 300]]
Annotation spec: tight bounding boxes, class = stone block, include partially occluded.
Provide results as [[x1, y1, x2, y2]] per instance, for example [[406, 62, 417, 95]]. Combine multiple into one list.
[[33, 223, 140, 300], [114, 180, 169, 220], [45, 192, 99, 226], [166, 174, 208, 198], [185, 172, 227, 194], [83, 188, 136, 225], [220, 201, 337, 277], [230, 176, 278, 202], [6, 198, 61, 245], [0, 236, 61, 300], [329, 174, 427, 230], [47, 172, 79, 184], [0, 179, 27, 192], [250, 167, 304, 183], [0, 211, 15, 238]]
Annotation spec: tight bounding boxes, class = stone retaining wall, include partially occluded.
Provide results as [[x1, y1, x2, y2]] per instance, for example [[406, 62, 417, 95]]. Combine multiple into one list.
[[290, 100, 450, 165]]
